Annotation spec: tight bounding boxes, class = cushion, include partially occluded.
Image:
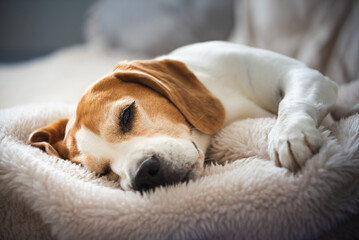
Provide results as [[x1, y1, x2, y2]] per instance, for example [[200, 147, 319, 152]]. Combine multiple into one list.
[[1, 103, 358, 239]]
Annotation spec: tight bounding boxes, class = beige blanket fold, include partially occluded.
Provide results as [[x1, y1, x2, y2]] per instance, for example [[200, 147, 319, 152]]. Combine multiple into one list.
[[0, 103, 359, 240]]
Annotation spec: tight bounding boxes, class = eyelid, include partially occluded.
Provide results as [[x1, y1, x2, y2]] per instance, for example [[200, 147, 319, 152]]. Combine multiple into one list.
[[121, 101, 135, 113], [120, 101, 136, 133]]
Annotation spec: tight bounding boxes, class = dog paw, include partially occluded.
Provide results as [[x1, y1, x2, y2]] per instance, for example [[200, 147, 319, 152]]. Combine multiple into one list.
[[268, 120, 322, 172]]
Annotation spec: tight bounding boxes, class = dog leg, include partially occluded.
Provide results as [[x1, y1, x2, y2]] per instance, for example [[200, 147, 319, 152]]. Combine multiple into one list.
[[268, 69, 337, 172]]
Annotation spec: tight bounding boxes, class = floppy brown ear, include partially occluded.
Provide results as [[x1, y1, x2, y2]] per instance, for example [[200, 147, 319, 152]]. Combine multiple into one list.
[[114, 59, 225, 134], [29, 118, 69, 158]]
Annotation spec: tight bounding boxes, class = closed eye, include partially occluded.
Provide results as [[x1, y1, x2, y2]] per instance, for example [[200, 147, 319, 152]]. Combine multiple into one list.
[[120, 101, 135, 133]]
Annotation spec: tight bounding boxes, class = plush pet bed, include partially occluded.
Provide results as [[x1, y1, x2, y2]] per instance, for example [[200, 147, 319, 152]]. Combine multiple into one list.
[[1, 96, 359, 239]]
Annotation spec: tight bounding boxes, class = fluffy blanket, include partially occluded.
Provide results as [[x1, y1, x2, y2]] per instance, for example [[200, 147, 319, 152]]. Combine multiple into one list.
[[1, 103, 359, 240]]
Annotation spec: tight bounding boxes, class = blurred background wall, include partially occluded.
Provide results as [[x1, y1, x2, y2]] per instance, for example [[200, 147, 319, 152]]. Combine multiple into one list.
[[0, 0, 357, 83], [0, 0, 96, 62], [0, 0, 234, 62]]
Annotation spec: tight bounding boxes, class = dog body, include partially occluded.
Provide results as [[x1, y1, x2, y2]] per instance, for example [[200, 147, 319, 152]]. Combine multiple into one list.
[[30, 41, 337, 191]]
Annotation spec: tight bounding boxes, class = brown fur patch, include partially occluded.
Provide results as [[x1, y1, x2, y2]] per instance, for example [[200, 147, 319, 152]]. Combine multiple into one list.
[[29, 118, 77, 161], [114, 59, 226, 134], [76, 76, 192, 143]]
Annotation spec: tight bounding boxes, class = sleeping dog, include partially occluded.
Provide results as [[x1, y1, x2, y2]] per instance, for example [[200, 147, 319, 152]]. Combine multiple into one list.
[[29, 41, 337, 191]]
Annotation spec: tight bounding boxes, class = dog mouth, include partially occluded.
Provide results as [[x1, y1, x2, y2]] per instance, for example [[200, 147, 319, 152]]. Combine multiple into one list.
[[192, 141, 200, 153], [132, 162, 194, 192], [109, 139, 204, 192], [130, 155, 202, 192], [135, 170, 191, 193], [181, 170, 191, 183]]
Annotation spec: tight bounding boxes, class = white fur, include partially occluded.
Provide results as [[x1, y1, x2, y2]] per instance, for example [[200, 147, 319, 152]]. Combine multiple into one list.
[[159, 41, 338, 170], [76, 127, 202, 190]]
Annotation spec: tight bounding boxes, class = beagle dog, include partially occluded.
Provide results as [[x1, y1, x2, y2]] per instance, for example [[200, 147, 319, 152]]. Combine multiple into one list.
[[29, 41, 338, 191]]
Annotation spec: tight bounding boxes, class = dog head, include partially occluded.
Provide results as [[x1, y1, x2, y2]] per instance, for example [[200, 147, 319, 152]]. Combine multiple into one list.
[[29, 59, 225, 191]]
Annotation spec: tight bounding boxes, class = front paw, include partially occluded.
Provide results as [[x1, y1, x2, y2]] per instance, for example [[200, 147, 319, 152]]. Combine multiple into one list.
[[268, 120, 323, 172]]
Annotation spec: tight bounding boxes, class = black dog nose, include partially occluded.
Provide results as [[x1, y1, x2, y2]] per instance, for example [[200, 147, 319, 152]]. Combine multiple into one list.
[[133, 156, 164, 191], [132, 155, 186, 192]]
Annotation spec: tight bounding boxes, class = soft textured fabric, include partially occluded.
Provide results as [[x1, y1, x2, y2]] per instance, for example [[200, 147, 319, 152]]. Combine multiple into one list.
[[85, 0, 234, 56], [0, 45, 145, 109], [1, 103, 358, 240], [332, 79, 359, 120], [230, 0, 359, 84]]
